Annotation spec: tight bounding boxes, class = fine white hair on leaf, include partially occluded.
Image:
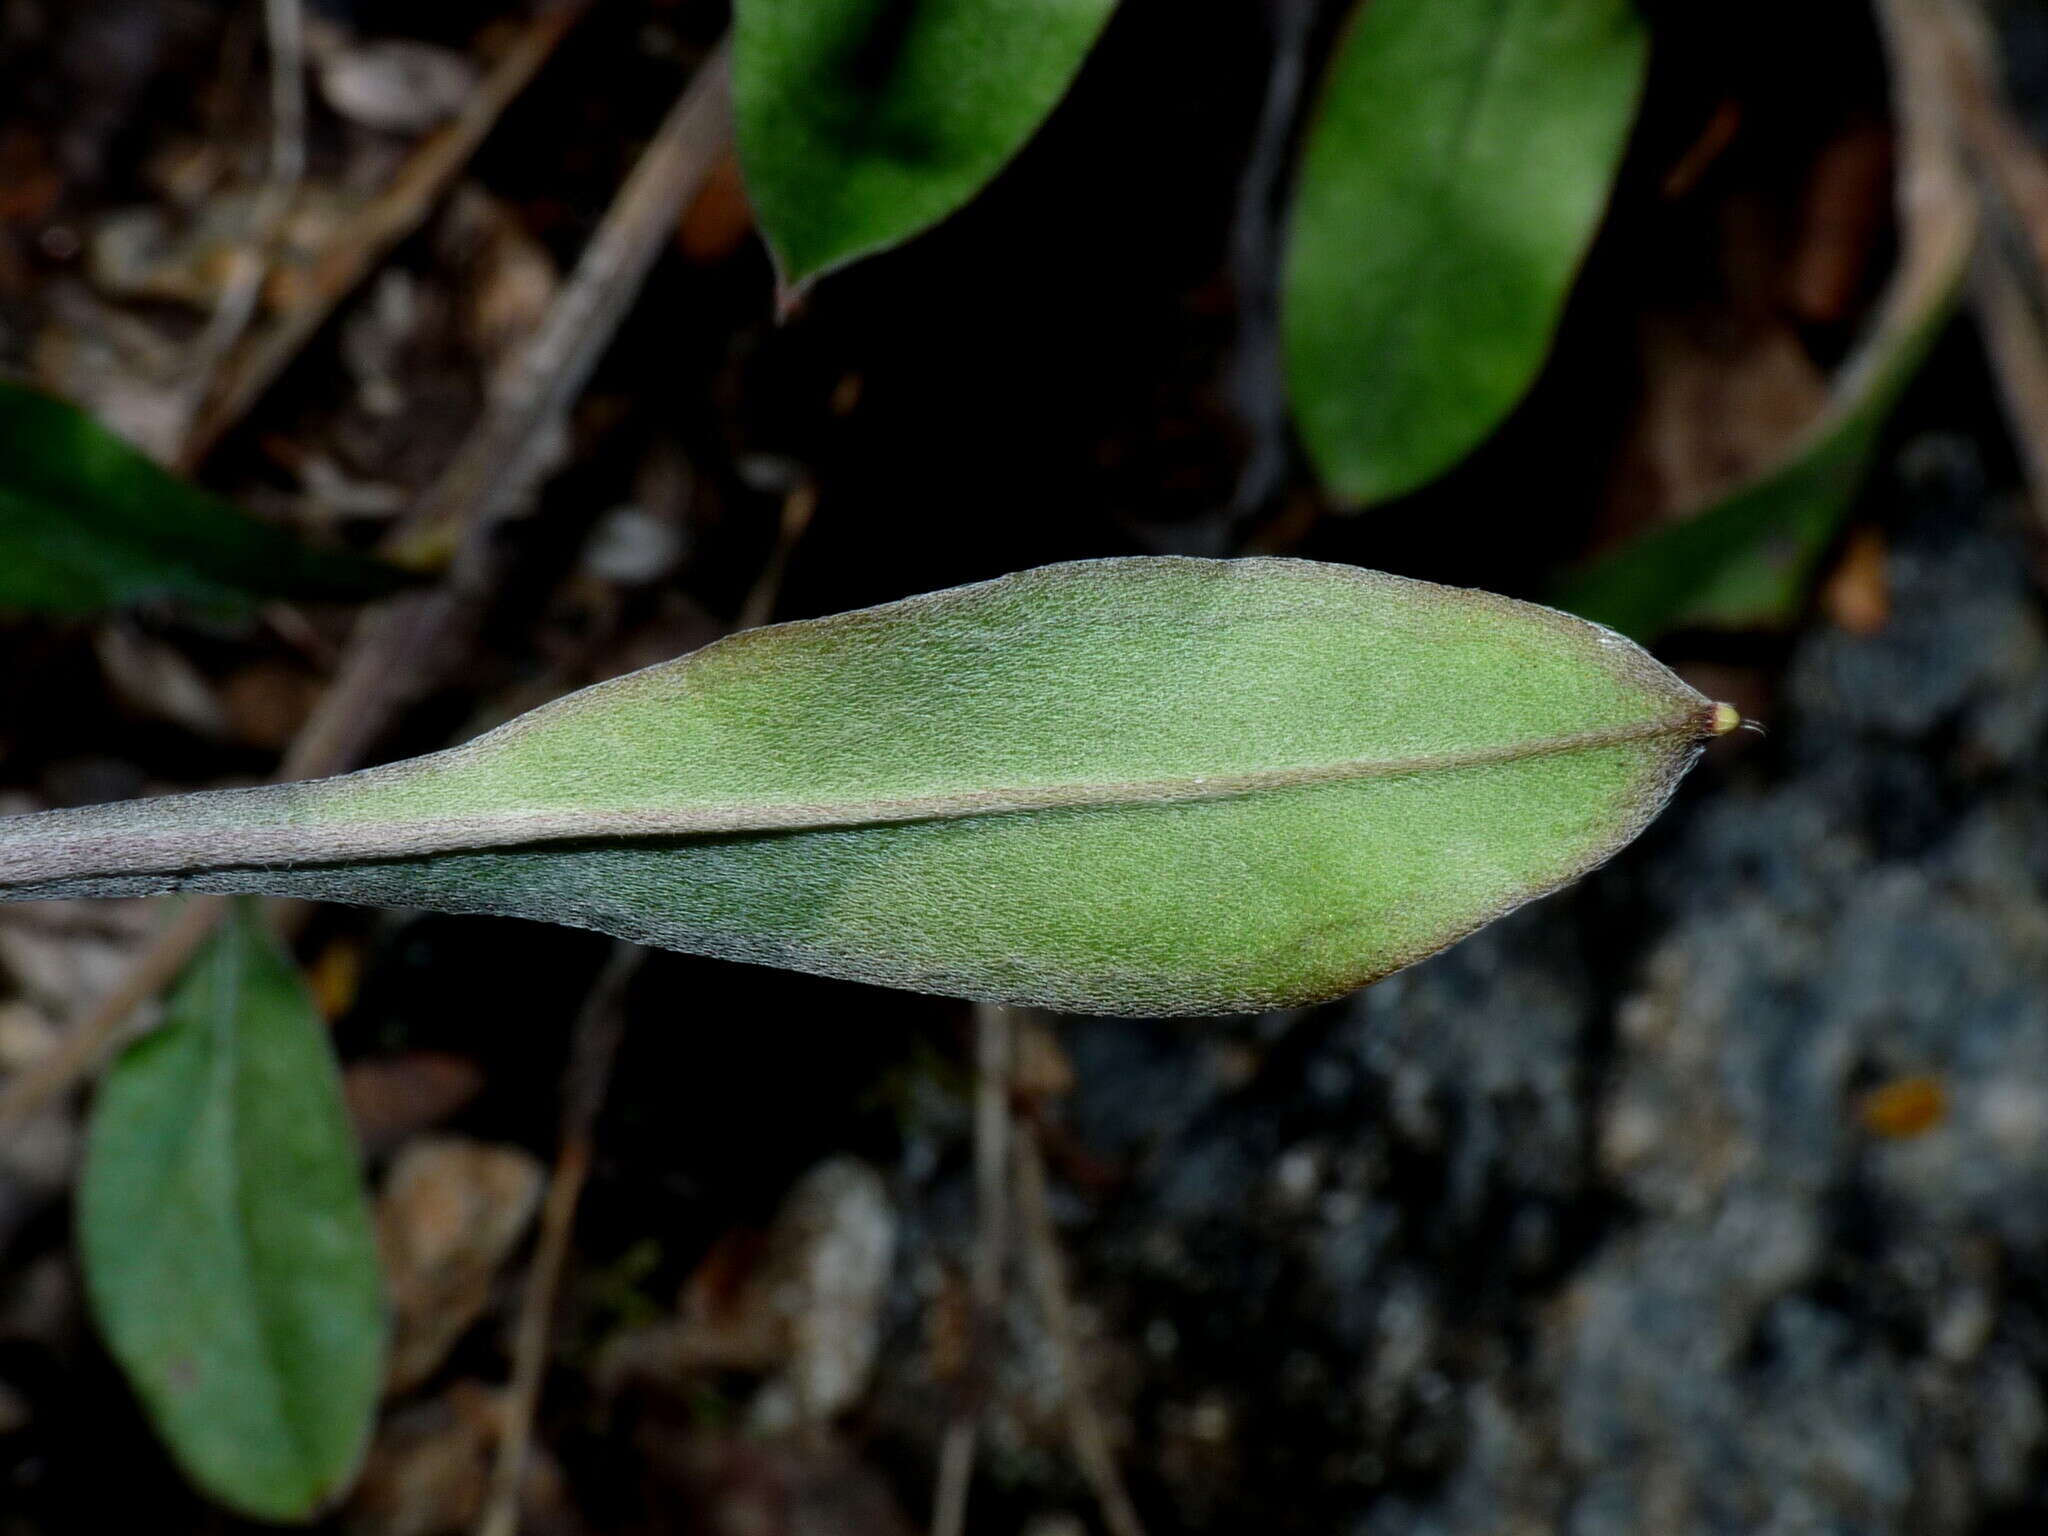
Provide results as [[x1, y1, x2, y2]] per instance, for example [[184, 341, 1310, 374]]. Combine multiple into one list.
[[0, 557, 1726, 1015]]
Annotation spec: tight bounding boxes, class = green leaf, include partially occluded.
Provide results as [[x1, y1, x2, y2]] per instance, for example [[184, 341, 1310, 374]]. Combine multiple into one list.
[[733, 0, 1119, 289], [1554, 0, 1975, 638], [0, 380, 401, 617], [0, 559, 1730, 1015], [78, 901, 385, 1522], [1550, 279, 1961, 639], [1283, 0, 1647, 507]]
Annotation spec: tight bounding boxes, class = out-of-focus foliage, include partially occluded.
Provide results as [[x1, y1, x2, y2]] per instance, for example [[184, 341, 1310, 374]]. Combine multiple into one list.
[[0, 381, 399, 617], [1283, 0, 1647, 507], [732, 0, 1119, 288], [1559, 0, 1974, 638], [1555, 284, 1958, 636], [78, 902, 385, 1523]]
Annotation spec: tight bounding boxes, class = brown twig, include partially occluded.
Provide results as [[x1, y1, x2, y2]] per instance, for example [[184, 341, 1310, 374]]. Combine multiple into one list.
[[391, 36, 734, 571], [1938, 0, 2048, 270], [177, 0, 596, 471], [287, 34, 734, 780], [0, 34, 735, 1144], [0, 897, 228, 1131], [1014, 1114, 1149, 1536], [476, 940, 642, 1536], [1974, 237, 2048, 527], [734, 478, 817, 632], [931, 1003, 1014, 1536], [165, 0, 309, 466], [1934, 0, 2048, 531]]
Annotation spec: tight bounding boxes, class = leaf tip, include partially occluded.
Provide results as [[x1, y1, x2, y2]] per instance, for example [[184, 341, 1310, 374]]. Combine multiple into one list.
[[1710, 702, 1743, 737]]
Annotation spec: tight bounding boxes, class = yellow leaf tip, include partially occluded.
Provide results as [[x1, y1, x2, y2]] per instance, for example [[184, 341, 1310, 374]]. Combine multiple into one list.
[[1709, 702, 1742, 736]]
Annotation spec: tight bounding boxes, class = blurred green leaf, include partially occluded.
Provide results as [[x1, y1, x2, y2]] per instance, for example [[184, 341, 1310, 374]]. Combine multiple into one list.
[[78, 901, 384, 1523], [0, 380, 401, 617], [1, 559, 1727, 1015], [1555, 0, 1974, 639], [1552, 289, 1959, 638], [1283, 0, 1647, 507], [733, 0, 1119, 289]]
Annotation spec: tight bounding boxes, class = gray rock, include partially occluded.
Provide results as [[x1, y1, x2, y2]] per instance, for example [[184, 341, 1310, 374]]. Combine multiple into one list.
[[870, 427, 2048, 1533]]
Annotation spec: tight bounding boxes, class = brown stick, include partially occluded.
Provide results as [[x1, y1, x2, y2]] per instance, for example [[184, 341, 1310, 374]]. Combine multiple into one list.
[[284, 35, 736, 779], [1934, 0, 2048, 531], [392, 36, 734, 570], [177, 0, 596, 471], [0, 897, 228, 1130], [1937, 0, 2048, 271], [931, 1003, 1014, 1536], [1974, 244, 2048, 529], [1015, 1115, 1149, 1536], [476, 941, 642, 1536], [159, 0, 311, 467]]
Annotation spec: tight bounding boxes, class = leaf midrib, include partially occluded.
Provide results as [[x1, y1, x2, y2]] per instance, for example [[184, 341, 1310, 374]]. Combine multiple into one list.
[[5, 710, 1711, 885]]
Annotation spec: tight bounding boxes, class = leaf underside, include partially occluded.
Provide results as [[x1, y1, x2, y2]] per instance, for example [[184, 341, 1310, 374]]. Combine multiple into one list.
[[0, 558, 1717, 1015], [78, 902, 385, 1521]]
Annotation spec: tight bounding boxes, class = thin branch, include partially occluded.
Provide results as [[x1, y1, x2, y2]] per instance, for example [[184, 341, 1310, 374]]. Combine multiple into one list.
[[931, 1003, 1013, 1536], [178, 0, 596, 471], [284, 35, 733, 781], [0, 896, 227, 1129], [929, 1422, 977, 1536], [1222, 0, 1317, 535], [1974, 239, 2048, 529], [1015, 1115, 1149, 1536], [476, 941, 642, 1536], [166, 0, 308, 465], [392, 37, 734, 573], [734, 479, 817, 632], [971, 1006, 1013, 1313], [1934, 0, 2048, 530]]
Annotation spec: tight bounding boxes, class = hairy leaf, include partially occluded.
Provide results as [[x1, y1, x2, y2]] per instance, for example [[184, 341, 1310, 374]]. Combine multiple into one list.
[[0, 559, 1730, 1015], [78, 902, 385, 1521], [733, 0, 1119, 289], [0, 380, 400, 617], [1284, 0, 1647, 507]]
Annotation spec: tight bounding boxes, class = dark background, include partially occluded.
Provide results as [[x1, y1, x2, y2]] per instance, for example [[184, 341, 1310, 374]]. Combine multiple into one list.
[[3, 1, 2048, 1532]]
